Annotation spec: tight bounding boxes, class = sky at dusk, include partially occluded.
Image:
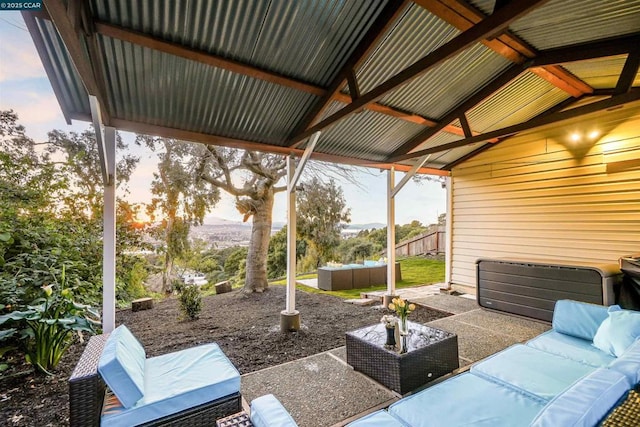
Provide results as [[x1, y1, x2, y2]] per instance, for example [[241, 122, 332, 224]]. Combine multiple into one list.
[[0, 12, 446, 226]]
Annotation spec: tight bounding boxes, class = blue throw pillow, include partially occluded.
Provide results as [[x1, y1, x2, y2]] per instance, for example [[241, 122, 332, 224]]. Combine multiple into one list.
[[593, 307, 640, 357]]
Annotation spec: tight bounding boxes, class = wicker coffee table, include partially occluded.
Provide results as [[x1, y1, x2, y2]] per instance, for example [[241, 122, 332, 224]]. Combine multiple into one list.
[[346, 321, 459, 394]]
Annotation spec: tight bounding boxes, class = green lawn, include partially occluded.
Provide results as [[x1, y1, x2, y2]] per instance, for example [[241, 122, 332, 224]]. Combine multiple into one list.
[[270, 256, 445, 299]]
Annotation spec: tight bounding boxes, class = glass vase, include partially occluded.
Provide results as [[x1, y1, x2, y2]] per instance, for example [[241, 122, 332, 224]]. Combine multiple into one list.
[[398, 316, 408, 336]]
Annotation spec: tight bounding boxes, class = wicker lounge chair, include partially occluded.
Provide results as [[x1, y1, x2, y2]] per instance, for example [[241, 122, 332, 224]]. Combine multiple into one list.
[[69, 327, 241, 426]]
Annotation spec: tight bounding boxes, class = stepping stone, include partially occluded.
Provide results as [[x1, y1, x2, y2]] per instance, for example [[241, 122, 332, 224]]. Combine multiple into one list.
[[132, 297, 153, 312], [344, 298, 377, 306]]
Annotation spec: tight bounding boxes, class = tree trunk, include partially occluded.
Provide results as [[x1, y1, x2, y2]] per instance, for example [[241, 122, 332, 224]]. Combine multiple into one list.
[[244, 190, 274, 293]]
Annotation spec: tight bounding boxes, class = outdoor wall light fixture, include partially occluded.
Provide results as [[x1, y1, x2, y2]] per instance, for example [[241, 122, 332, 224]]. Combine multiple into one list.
[[568, 129, 600, 143]]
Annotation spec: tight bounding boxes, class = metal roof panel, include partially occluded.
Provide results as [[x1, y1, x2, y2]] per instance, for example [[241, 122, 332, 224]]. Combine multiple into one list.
[[99, 36, 316, 145], [467, 71, 570, 133], [91, 0, 388, 86]]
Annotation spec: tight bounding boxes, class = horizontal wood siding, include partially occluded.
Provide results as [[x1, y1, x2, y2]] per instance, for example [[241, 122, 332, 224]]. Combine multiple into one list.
[[450, 106, 640, 287]]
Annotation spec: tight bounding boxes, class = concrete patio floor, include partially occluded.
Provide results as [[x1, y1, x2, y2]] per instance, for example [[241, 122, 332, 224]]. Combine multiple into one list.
[[240, 293, 550, 427]]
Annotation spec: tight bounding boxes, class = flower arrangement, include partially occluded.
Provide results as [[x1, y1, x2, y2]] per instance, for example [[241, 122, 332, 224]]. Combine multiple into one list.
[[388, 297, 416, 320], [380, 314, 396, 328]]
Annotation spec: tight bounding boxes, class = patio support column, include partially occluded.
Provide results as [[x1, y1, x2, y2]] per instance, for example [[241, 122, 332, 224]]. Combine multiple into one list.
[[281, 132, 320, 332], [102, 126, 116, 333], [444, 176, 454, 289], [384, 167, 397, 307]]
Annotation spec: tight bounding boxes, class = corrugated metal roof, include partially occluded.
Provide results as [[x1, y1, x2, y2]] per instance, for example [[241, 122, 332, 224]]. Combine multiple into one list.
[[428, 143, 487, 167], [411, 131, 463, 153], [355, 3, 459, 93], [563, 55, 628, 90], [99, 35, 316, 145], [507, 0, 640, 50], [467, 71, 569, 133], [91, 0, 387, 87], [381, 43, 511, 120], [24, 1, 640, 171], [35, 17, 89, 117], [317, 102, 425, 161]]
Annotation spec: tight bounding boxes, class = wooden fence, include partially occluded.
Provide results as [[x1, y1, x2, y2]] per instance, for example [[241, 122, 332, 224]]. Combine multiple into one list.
[[395, 226, 446, 256]]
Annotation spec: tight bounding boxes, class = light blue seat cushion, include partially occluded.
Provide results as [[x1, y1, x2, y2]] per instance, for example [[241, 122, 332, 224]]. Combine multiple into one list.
[[609, 338, 640, 385], [101, 343, 240, 427], [250, 394, 298, 427], [552, 300, 609, 341], [527, 330, 615, 368], [98, 325, 146, 408], [346, 410, 408, 426], [530, 368, 630, 427], [593, 307, 640, 357], [388, 373, 545, 427], [470, 344, 595, 401]]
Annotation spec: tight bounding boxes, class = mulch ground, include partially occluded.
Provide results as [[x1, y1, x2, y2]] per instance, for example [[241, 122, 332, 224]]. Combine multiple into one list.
[[0, 286, 450, 426]]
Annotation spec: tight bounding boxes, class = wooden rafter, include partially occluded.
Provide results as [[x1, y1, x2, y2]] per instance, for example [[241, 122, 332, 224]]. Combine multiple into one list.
[[389, 63, 527, 159], [94, 18, 464, 136], [42, 0, 110, 123], [287, 0, 550, 147], [532, 33, 640, 67], [442, 95, 584, 169], [414, 0, 592, 97], [75, 114, 448, 176], [393, 90, 640, 162], [290, 0, 410, 145], [614, 51, 640, 95]]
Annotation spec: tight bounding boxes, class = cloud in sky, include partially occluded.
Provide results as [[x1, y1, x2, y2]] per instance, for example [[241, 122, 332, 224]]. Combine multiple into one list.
[[0, 14, 446, 226]]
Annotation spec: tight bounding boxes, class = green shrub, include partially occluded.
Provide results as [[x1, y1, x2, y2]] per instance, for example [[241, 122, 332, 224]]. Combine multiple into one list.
[[178, 285, 202, 320], [0, 267, 100, 375]]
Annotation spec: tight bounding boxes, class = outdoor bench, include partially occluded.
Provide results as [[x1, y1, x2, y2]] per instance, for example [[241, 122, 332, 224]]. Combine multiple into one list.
[[249, 300, 640, 426], [69, 325, 241, 426]]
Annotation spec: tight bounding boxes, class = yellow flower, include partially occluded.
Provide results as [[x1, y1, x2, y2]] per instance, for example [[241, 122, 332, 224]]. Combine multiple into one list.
[[42, 285, 53, 297], [398, 300, 406, 308], [409, 303, 416, 311], [388, 303, 396, 311]]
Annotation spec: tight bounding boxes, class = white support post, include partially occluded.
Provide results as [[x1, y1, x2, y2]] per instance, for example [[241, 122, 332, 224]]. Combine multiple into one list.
[[89, 95, 110, 185], [102, 126, 116, 333], [444, 176, 454, 289], [285, 155, 297, 315], [281, 132, 320, 332], [384, 167, 397, 307]]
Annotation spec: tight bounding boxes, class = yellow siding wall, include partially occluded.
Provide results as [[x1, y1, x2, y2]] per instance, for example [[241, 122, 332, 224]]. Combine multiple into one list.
[[450, 107, 640, 287]]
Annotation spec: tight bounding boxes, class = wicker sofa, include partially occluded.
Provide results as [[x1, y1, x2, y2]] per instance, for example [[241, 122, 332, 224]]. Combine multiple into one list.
[[346, 300, 640, 426], [68, 325, 242, 426], [248, 300, 640, 426]]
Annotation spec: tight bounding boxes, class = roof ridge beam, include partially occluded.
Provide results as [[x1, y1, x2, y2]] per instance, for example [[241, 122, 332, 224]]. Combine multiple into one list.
[[414, 0, 592, 97], [287, 0, 550, 147], [393, 90, 640, 162]]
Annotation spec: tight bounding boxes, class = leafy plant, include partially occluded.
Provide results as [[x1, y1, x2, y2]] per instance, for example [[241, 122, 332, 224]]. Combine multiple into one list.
[[178, 285, 202, 320], [0, 267, 101, 375]]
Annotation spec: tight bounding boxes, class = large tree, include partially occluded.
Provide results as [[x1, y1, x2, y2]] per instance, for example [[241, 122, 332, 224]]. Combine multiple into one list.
[[197, 147, 287, 292], [138, 136, 220, 292]]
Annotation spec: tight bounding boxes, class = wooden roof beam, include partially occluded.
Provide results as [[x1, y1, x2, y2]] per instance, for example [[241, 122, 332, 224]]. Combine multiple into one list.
[[441, 95, 584, 169], [414, 0, 592, 97], [533, 33, 640, 67], [42, 0, 110, 124], [287, 0, 550, 147], [94, 18, 469, 138], [393, 90, 640, 161], [84, 115, 449, 176], [389, 62, 528, 159], [289, 0, 410, 145]]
